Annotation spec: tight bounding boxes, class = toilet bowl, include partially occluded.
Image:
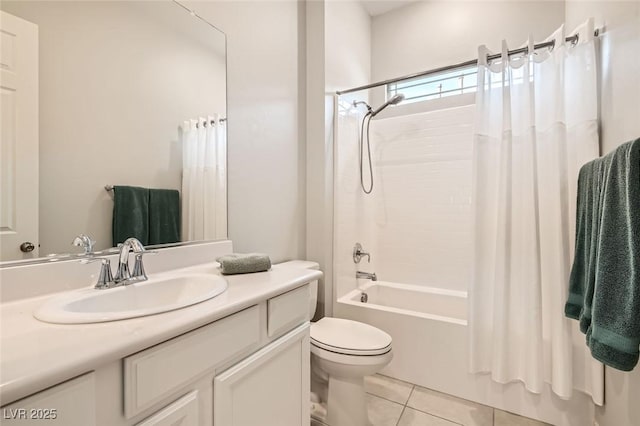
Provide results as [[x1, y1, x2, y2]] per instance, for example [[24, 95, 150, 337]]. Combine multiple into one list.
[[276, 260, 394, 426], [311, 317, 393, 426]]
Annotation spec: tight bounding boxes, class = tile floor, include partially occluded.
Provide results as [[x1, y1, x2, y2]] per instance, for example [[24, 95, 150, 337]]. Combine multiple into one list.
[[312, 374, 551, 426]]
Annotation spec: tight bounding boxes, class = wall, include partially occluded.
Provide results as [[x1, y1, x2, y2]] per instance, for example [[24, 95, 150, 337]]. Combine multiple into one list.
[[369, 105, 475, 292], [332, 0, 565, 296], [1, 1, 226, 255], [334, 101, 476, 297], [306, 0, 326, 317], [186, 0, 306, 262], [369, 1, 565, 106], [564, 2, 640, 425], [304, 0, 372, 317], [330, 2, 611, 423], [324, 1, 371, 92]]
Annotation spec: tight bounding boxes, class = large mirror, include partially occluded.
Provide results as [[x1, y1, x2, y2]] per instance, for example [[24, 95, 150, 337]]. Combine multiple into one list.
[[0, 1, 227, 263]]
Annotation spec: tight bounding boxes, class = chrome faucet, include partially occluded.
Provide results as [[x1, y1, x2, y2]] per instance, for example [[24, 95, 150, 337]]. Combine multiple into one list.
[[72, 234, 95, 254], [356, 271, 377, 281], [114, 237, 154, 284], [80, 237, 155, 289]]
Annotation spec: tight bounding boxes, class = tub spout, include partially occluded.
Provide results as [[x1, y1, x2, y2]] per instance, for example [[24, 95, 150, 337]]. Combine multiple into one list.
[[356, 271, 377, 281]]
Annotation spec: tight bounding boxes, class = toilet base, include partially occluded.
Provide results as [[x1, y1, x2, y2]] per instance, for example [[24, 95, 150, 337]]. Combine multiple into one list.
[[326, 375, 368, 426]]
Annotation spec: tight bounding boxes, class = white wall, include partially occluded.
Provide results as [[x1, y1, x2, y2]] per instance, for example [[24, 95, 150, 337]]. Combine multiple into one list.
[[325, 1, 371, 92], [369, 1, 565, 105], [334, 102, 476, 297], [330, 2, 610, 423], [304, 0, 372, 317], [564, 2, 640, 425], [186, 0, 306, 262], [306, 0, 327, 318], [1, 1, 226, 255], [333, 0, 565, 295], [369, 105, 475, 291], [372, 0, 565, 79]]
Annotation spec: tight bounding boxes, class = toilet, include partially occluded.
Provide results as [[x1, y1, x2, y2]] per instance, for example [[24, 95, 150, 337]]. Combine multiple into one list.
[[278, 261, 393, 426], [310, 317, 393, 426]]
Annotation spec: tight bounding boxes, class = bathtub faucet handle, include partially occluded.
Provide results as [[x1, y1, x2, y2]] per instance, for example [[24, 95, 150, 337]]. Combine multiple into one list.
[[353, 242, 371, 264]]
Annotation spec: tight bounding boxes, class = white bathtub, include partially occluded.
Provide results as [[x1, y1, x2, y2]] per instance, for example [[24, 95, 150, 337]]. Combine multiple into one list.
[[341, 281, 467, 325], [334, 281, 594, 426], [337, 281, 469, 397]]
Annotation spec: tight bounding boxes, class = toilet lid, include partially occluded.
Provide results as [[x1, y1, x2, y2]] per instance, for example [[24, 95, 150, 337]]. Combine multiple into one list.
[[311, 318, 392, 356]]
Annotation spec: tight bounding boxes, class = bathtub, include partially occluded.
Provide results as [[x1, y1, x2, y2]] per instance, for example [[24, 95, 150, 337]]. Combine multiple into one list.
[[334, 280, 594, 426], [341, 281, 467, 325], [337, 281, 468, 396]]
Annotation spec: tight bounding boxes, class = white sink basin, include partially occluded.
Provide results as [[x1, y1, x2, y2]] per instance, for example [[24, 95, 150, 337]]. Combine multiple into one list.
[[34, 273, 228, 324]]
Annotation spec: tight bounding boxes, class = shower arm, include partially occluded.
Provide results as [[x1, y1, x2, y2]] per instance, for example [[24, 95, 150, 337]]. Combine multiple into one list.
[[352, 100, 372, 114]]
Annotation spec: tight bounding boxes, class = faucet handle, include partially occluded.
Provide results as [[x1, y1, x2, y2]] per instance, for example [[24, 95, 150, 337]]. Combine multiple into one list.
[[80, 257, 114, 289], [353, 243, 371, 264], [72, 234, 96, 254], [131, 250, 158, 280]]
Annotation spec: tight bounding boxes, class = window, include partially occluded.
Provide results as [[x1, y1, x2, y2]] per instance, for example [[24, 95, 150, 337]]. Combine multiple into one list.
[[387, 66, 478, 104]]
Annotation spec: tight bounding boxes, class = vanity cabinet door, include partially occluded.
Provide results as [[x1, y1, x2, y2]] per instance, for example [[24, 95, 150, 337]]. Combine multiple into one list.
[[213, 323, 310, 426]]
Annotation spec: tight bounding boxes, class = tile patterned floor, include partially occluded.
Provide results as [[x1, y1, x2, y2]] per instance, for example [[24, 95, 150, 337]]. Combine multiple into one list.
[[312, 374, 552, 426]]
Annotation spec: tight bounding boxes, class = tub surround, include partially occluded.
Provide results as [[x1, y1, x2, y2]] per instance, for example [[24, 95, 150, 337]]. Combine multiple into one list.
[[335, 283, 595, 426], [0, 240, 322, 423]]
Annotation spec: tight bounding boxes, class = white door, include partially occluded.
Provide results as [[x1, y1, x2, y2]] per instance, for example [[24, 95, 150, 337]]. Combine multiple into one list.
[[0, 10, 39, 261], [214, 324, 310, 426]]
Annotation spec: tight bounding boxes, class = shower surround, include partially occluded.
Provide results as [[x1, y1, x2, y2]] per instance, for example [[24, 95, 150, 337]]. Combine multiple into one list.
[[332, 102, 594, 426]]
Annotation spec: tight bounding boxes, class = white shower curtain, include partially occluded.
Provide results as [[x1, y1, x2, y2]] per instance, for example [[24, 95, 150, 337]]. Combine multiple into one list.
[[181, 115, 227, 241], [469, 20, 603, 404]]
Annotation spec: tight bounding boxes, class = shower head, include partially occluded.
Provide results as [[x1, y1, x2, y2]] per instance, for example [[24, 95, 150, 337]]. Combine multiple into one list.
[[370, 93, 405, 117]]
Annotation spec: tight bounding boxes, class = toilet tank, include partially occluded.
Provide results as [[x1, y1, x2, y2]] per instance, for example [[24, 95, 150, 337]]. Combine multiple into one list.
[[277, 260, 320, 318]]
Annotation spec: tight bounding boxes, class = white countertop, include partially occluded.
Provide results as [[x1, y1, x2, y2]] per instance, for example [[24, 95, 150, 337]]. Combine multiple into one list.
[[0, 263, 322, 404]]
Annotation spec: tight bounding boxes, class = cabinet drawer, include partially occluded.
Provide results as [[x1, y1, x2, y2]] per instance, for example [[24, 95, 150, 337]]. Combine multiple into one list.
[[136, 391, 198, 426], [267, 284, 310, 338], [1, 373, 95, 426], [124, 305, 260, 418]]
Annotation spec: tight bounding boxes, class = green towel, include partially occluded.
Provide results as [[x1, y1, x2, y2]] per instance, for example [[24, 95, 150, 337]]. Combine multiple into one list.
[[216, 253, 271, 275], [566, 138, 640, 371], [565, 158, 607, 332], [149, 189, 180, 245], [587, 138, 640, 371], [112, 186, 149, 246]]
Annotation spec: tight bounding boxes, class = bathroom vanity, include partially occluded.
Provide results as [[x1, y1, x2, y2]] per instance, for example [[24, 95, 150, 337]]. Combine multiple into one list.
[[0, 241, 321, 426]]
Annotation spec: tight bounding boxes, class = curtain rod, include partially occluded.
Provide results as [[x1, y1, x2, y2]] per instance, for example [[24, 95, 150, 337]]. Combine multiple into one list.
[[336, 29, 600, 96]]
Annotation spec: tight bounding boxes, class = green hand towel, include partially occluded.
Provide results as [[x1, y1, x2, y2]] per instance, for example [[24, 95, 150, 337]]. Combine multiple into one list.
[[149, 189, 180, 245], [565, 160, 596, 319], [216, 253, 271, 275], [586, 138, 640, 371], [112, 186, 149, 246], [565, 158, 607, 333]]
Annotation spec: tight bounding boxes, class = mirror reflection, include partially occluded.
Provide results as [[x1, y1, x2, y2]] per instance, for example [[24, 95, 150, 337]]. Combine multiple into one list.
[[0, 1, 227, 262]]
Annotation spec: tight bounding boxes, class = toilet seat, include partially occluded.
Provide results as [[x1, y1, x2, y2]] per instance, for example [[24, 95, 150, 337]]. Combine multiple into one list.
[[311, 317, 392, 356], [311, 343, 393, 366]]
